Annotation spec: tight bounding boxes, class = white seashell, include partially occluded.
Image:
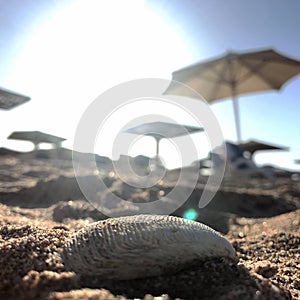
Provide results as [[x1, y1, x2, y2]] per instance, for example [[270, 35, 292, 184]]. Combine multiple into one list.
[[62, 215, 237, 280]]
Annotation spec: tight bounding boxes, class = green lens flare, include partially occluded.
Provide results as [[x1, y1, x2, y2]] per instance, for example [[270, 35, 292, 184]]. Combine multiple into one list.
[[183, 209, 198, 221]]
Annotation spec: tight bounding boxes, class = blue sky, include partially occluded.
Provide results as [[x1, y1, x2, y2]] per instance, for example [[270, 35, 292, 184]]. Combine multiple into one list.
[[0, 0, 300, 170]]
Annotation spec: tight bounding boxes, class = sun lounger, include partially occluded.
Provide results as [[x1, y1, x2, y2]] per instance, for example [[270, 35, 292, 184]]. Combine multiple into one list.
[[200, 141, 275, 185]]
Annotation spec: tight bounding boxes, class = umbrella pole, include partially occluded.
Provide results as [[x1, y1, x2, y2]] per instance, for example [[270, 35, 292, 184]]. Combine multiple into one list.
[[232, 86, 242, 142], [155, 137, 161, 163]]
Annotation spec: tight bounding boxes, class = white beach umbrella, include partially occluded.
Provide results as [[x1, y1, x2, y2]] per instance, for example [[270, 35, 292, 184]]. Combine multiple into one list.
[[164, 49, 300, 142]]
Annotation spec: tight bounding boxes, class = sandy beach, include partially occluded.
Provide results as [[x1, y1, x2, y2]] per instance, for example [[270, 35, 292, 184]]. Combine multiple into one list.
[[0, 149, 299, 300]]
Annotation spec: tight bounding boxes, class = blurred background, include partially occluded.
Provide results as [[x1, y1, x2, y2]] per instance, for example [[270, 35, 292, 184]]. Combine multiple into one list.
[[0, 0, 300, 170]]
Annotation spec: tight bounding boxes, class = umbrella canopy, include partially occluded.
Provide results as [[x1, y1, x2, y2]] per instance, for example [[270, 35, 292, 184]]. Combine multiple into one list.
[[8, 131, 66, 149], [240, 139, 289, 158], [0, 87, 30, 110], [124, 121, 204, 157], [164, 49, 300, 142]]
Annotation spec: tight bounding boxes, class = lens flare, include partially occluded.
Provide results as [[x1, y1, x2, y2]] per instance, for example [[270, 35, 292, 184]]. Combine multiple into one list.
[[183, 208, 198, 221]]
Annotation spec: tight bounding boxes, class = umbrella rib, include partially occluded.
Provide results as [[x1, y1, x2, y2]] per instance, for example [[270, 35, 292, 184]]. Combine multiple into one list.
[[209, 57, 244, 99], [208, 60, 233, 100], [235, 59, 278, 88], [184, 62, 234, 100], [193, 61, 225, 82], [264, 55, 300, 66]]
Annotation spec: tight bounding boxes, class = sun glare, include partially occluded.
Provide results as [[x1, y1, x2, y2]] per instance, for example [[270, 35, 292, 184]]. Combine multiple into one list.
[[4, 0, 196, 166], [13, 0, 190, 87]]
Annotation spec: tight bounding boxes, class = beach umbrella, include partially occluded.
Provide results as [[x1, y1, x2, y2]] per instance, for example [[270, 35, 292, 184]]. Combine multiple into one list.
[[0, 87, 30, 145], [124, 121, 204, 160], [8, 131, 66, 150], [240, 139, 289, 158], [0, 87, 30, 110], [164, 49, 300, 142]]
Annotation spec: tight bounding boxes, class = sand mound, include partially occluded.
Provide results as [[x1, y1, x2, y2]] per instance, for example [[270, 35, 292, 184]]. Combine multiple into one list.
[[0, 153, 299, 299]]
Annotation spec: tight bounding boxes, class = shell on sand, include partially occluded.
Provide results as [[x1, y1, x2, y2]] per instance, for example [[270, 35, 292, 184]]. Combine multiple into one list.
[[62, 215, 237, 280]]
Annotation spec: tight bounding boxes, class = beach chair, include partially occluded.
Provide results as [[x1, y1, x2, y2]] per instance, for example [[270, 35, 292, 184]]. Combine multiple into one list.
[[200, 141, 275, 185]]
